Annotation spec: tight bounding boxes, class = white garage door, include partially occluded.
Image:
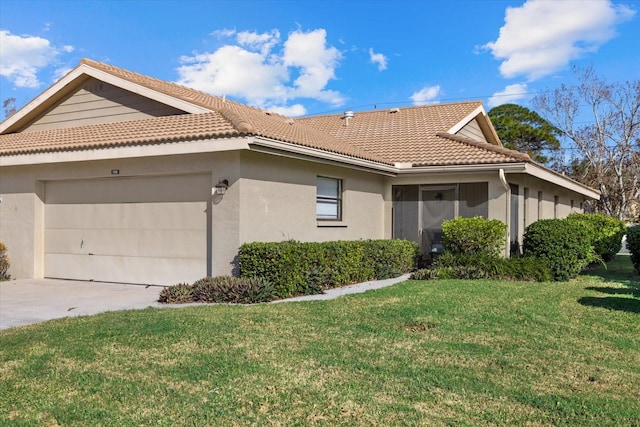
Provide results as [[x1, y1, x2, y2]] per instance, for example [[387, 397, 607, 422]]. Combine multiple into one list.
[[44, 174, 211, 285]]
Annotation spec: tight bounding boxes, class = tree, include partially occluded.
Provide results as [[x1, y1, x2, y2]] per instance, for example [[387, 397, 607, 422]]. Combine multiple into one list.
[[3, 97, 17, 119], [533, 67, 640, 220], [488, 103, 561, 164]]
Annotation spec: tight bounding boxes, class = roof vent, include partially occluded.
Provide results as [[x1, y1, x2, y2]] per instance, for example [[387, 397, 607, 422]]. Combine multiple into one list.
[[389, 108, 400, 114], [342, 110, 354, 127]]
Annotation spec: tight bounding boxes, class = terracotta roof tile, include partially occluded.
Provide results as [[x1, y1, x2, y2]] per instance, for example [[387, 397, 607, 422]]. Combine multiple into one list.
[[1, 59, 531, 168], [77, 59, 392, 165], [298, 104, 528, 166], [0, 112, 237, 155]]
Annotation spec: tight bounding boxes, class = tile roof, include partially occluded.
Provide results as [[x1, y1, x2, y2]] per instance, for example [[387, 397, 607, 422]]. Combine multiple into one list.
[[298, 104, 529, 166], [0, 59, 530, 167], [0, 112, 237, 155], [0, 59, 391, 164]]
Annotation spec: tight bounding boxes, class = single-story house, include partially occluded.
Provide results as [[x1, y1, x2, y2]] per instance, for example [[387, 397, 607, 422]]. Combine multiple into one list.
[[0, 59, 599, 285]]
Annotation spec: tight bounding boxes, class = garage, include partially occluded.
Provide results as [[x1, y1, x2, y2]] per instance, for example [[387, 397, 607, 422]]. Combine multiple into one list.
[[44, 173, 211, 286]]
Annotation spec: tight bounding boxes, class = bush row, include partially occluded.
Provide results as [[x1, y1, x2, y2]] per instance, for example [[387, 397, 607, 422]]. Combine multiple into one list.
[[159, 276, 275, 304], [627, 225, 640, 274], [238, 239, 419, 298], [436, 214, 627, 282], [566, 213, 626, 261], [411, 253, 551, 282], [0, 242, 9, 281]]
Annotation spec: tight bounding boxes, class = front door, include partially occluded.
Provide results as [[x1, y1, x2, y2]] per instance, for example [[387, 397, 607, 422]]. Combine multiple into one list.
[[420, 186, 456, 257]]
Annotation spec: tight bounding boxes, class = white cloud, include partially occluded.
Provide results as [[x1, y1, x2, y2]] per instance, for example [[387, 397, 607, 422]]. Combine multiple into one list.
[[483, 0, 635, 80], [0, 30, 73, 88], [368, 48, 388, 71], [487, 83, 529, 108], [410, 85, 441, 105], [236, 29, 280, 56], [177, 28, 345, 115], [268, 103, 307, 117], [210, 28, 236, 38]]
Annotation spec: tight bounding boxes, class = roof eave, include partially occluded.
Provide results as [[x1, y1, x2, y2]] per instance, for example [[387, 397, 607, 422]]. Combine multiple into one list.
[[249, 136, 398, 176], [0, 62, 211, 134]]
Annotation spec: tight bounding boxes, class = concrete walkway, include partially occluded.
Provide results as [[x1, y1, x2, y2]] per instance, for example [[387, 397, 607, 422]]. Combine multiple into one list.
[[0, 274, 411, 330]]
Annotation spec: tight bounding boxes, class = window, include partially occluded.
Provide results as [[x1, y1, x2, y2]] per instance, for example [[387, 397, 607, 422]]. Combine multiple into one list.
[[554, 195, 559, 218], [316, 176, 342, 220]]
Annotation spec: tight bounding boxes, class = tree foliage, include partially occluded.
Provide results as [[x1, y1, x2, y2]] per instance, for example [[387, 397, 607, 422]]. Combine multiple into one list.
[[533, 67, 640, 220], [2, 97, 17, 119], [488, 103, 561, 164]]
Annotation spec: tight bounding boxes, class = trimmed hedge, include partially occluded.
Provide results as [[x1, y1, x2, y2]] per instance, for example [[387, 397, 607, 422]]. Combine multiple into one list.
[[410, 253, 551, 282], [523, 219, 594, 281], [0, 242, 9, 281], [238, 239, 419, 298], [627, 225, 640, 274], [566, 213, 626, 262], [442, 216, 507, 257]]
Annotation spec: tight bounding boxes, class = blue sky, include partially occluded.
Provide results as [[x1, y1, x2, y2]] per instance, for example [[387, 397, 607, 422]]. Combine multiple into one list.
[[0, 0, 637, 120]]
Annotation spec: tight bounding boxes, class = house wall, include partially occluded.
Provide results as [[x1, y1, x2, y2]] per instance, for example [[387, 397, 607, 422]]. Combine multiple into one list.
[[383, 171, 509, 253], [506, 173, 587, 250], [0, 151, 239, 280], [0, 149, 388, 280], [22, 77, 186, 132], [237, 151, 386, 246], [457, 119, 487, 142]]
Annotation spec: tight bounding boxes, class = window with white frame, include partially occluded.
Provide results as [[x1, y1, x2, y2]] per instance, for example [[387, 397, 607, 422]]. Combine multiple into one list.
[[316, 176, 342, 220]]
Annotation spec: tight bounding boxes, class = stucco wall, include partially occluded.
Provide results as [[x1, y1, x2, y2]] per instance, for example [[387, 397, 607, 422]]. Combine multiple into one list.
[[0, 151, 241, 280], [237, 151, 387, 245], [506, 173, 588, 248]]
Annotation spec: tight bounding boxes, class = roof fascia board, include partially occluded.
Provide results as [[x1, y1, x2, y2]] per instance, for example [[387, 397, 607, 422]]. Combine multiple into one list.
[[446, 105, 485, 134], [0, 137, 249, 167], [519, 163, 600, 199], [0, 63, 211, 134], [0, 66, 89, 133], [447, 104, 502, 146], [82, 67, 211, 114], [249, 136, 398, 176], [399, 162, 527, 174]]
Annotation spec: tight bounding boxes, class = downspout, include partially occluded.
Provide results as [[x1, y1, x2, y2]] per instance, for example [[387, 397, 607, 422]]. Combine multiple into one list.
[[499, 169, 511, 258]]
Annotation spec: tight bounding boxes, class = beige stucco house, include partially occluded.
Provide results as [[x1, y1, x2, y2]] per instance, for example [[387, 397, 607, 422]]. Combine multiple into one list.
[[0, 59, 599, 285]]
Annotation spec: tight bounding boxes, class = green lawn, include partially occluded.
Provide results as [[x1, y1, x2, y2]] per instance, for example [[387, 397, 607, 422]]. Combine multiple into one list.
[[1, 256, 639, 426]]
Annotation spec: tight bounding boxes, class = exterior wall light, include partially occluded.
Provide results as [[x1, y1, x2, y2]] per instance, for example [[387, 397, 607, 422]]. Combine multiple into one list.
[[214, 179, 229, 196]]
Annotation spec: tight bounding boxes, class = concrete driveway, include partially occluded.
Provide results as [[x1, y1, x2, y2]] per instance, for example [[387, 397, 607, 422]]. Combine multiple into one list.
[[0, 279, 164, 330]]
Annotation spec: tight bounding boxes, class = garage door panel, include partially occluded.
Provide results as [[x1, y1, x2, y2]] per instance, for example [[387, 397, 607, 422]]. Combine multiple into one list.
[[46, 202, 207, 230], [45, 228, 206, 259], [44, 174, 210, 285], [45, 174, 211, 204], [45, 254, 205, 285]]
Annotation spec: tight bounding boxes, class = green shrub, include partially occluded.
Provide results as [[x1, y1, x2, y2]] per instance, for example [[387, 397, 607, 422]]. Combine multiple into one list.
[[363, 239, 419, 279], [442, 216, 507, 257], [158, 283, 194, 304], [192, 276, 276, 304], [567, 213, 626, 261], [523, 219, 594, 281], [627, 225, 640, 274], [410, 252, 551, 282], [0, 242, 9, 281], [238, 239, 418, 298]]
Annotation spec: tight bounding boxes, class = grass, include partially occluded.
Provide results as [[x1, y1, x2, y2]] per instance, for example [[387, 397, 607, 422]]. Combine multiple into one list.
[[1, 256, 639, 426]]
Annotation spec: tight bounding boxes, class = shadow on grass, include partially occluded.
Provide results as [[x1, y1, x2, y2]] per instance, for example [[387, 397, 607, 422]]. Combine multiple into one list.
[[578, 255, 640, 313], [578, 296, 640, 313]]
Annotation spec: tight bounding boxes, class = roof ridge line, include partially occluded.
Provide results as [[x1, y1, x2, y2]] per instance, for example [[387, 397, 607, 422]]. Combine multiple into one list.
[[215, 106, 255, 133], [436, 132, 531, 162]]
